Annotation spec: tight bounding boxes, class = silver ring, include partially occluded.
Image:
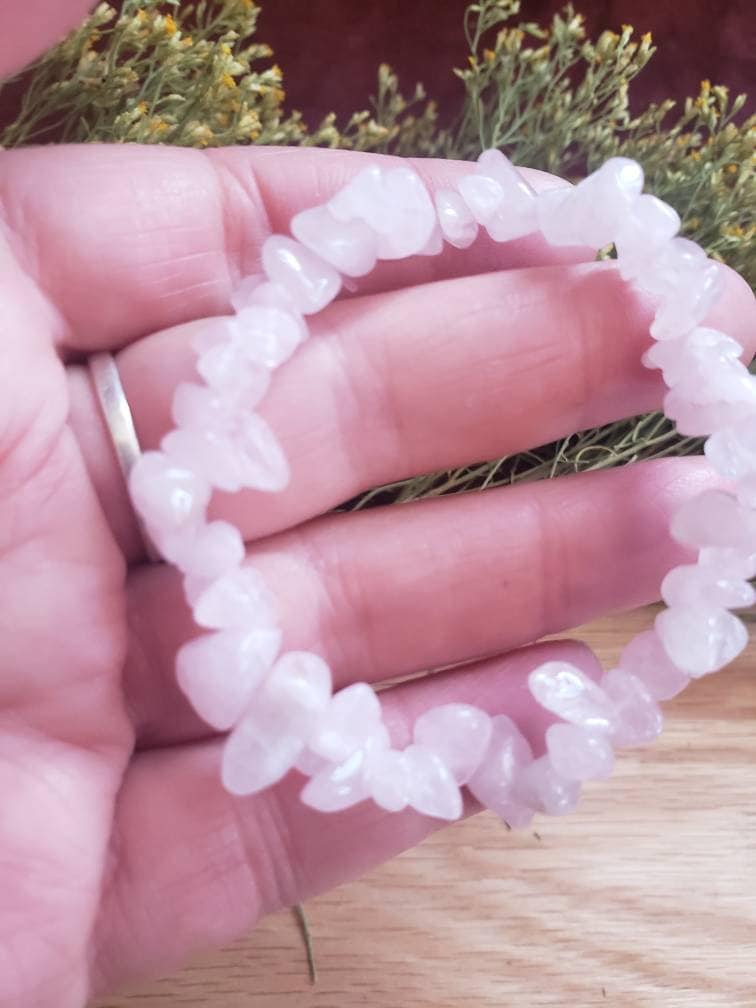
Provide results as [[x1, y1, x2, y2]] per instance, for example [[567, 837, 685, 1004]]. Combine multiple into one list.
[[88, 351, 161, 562]]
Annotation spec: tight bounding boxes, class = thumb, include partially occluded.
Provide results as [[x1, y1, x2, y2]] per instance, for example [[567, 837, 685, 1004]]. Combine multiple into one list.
[[0, 0, 95, 78]]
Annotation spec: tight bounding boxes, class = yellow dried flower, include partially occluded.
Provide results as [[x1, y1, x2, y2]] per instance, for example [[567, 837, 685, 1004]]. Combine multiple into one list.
[[164, 14, 177, 36], [221, 73, 237, 89]]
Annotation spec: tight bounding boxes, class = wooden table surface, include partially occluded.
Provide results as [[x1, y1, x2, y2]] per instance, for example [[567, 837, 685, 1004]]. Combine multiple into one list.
[[95, 605, 756, 1008]]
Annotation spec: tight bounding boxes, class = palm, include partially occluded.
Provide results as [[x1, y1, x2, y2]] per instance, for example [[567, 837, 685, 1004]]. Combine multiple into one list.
[[1, 139, 754, 1008], [0, 308, 129, 1005]]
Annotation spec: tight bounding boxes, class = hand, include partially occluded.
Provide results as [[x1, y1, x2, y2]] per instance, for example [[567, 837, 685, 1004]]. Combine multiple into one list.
[[3, 10, 756, 1008]]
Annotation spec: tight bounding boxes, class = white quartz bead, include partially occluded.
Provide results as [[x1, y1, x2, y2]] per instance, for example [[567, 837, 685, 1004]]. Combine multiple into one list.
[[196, 339, 271, 405], [614, 193, 680, 280], [413, 703, 492, 784], [670, 489, 756, 552], [655, 605, 748, 676], [193, 566, 277, 630], [404, 744, 463, 821], [328, 165, 436, 259], [537, 157, 643, 248], [528, 661, 618, 733], [600, 669, 663, 747], [515, 755, 581, 816], [661, 563, 755, 610], [618, 629, 691, 701], [161, 519, 245, 579], [291, 203, 378, 277], [434, 187, 478, 248], [704, 421, 756, 480], [466, 714, 535, 828], [261, 235, 341, 314], [545, 723, 614, 781], [456, 149, 537, 242], [300, 748, 372, 812], [365, 748, 412, 812], [129, 450, 211, 535], [176, 626, 281, 730], [308, 682, 384, 763]]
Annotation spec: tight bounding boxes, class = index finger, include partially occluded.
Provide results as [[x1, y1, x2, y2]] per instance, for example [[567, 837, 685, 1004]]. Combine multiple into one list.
[[0, 144, 588, 353]]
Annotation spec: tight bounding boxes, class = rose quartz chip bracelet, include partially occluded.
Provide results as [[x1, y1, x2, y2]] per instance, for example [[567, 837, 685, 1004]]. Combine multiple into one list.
[[128, 150, 755, 827]]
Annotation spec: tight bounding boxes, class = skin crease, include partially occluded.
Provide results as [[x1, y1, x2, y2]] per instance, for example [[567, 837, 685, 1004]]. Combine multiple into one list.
[[1, 3, 755, 1005]]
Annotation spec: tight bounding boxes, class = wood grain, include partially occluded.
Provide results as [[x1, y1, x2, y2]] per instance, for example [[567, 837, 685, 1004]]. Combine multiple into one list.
[[94, 605, 756, 1008]]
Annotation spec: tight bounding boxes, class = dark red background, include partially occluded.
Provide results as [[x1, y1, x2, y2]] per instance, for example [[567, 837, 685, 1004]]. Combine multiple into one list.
[[258, 1, 755, 124], [1, 2, 753, 134]]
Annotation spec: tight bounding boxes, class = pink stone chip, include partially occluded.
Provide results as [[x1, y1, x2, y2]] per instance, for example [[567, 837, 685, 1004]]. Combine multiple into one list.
[[615, 193, 680, 280], [515, 756, 581, 816], [434, 188, 478, 249], [466, 714, 534, 828], [618, 629, 690, 701], [413, 703, 492, 784], [308, 683, 384, 763], [221, 650, 333, 796], [235, 302, 307, 368], [456, 149, 537, 242], [537, 157, 643, 248], [162, 520, 245, 580], [655, 606, 748, 677], [545, 723, 614, 781], [698, 547, 756, 580], [176, 627, 281, 731], [193, 566, 277, 630], [660, 563, 755, 610], [404, 744, 463, 821], [365, 748, 412, 812], [528, 661, 617, 732], [261, 235, 341, 314], [704, 421, 756, 481], [129, 450, 211, 534], [196, 339, 271, 405], [600, 669, 663, 747], [328, 165, 436, 260], [291, 203, 378, 277], [301, 749, 372, 813], [264, 651, 333, 738], [222, 714, 304, 796], [670, 489, 756, 552]]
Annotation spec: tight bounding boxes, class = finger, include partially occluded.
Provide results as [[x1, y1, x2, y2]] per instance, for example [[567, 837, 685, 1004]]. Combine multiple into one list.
[[0, 144, 585, 353], [125, 458, 709, 749], [90, 637, 599, 995], [0, 0, 94, 77], [69, 257, 756, 559]]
